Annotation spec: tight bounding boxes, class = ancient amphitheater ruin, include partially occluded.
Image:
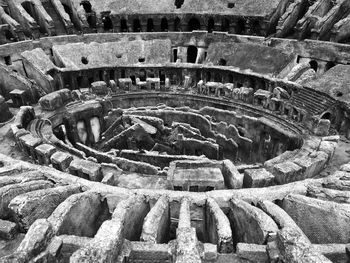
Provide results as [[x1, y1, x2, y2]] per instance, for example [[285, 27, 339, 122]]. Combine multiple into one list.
[[0, 0, 350, 262]]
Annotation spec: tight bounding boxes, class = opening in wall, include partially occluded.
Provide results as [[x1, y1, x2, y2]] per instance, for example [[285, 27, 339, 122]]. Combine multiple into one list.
[[121, 19, 128, 32], [188, 17, 200, 31], [174, 17, 181, 31], [133, 19, 141, 32], [161, 18, 168, 31], [187, 45, 198, 63], [173, 49, 178, 62], [309, 60, 318, 72], [4, 56, 11, 65], [174, 0, 184, 8], [236, 19, 245, 34], [207, 18, 214, 33], [103, 16, 113, 31], [325, 61, 336, 71], [80, 1, 92, 13], [147, 18, 154, 31]]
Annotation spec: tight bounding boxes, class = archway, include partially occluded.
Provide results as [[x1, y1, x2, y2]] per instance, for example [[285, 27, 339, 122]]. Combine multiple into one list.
[[236, 19, 245, 34], [325, 61, 336, 71], [187, 45, 198, 63], [309, 60, 318, 72], [188, 17, 200, 31], [207, 18, 214, 33], [80, 1, 92, 12], [161, 18, 168, 31], [103, 16, 113, 31], [221, 18, 230, 32], [120, 19, 128, 32], [133, 19, 141, 32], [147, 19, 154, 31], [174, 17, 181, 31]]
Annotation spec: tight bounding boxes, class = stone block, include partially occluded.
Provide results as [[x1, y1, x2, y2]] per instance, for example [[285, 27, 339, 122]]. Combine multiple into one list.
[[50, 151, 73, 172], [243, 168, 275, 188], [68, 159, 102, 181], [203, 243, 217, 261], [19, 134, 42, 161], [319, 141, 337, 161], [39, 92, 63, 111], [273, 161, 303, 184], [0, 219, 17, 240], [222, 160, 243, 189], [35, 144, 57, 165]]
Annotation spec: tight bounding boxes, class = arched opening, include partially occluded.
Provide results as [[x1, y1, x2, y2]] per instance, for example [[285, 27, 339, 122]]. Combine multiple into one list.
[[188, 17, 200, 31], [80, 1, 92, 12], [221, 18, 230, 32], [174, 17, 181, 31], [309, 60, 318, 72], [173, 49, 178, 62], [81, 56, 88, 64], [228, 74, 234, 83], [174, 0, 184, 8], [103, 16, 113, 31], [214, 73, 221, 82], [147, 18, 154, 32], [133, 19, 141, 32], [325, 61, 336, 71], [206, 71, 211, 81], [139, 69, 147, 81], [236, 19, 245, 34], [187, 45, 198, 63], [207, 18, 214, 33], [251, 20, 261, 35], [218, 58, 227, 66], [161, 18, 168, 31], [321, 112, 331, 120], [120, 18, 128, 32]]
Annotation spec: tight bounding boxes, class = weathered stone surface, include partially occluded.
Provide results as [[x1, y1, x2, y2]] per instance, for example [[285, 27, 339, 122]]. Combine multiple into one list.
[[0, 219, 17, 240], [68, 159, 102, 182], [243, 168, 275, 188], [0, 180, 53, 219], [222, 160, 243, 189], [273, 161, 303, 184], [0, 171, 46, 188], [129, 242, 172, 262], [307, 185, 350, 203], [34, 144, 57, 165], [312, 243, 349, 263], [281, 194, 350, 243], [229, 199, 279, 244], [236, 243, 268, 262], [9, 185, 81, 231], [206, 198, 233, 253], [277, 227, 332, 263], [50, 151, 73, 172], [70, 196, 146, 263], [48, 192, 103, 237], [141, 196, 169, 243], [16, 219, 54, 259]]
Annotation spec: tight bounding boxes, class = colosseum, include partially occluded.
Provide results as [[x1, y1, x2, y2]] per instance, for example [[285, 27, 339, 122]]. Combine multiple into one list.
[[0, 0, 350, 262]]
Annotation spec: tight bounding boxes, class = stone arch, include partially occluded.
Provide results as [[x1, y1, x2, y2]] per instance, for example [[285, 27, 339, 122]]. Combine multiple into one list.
[[103, 16, 113, 31], [161, 17, 168, 31], [188, 17, 200, 31]]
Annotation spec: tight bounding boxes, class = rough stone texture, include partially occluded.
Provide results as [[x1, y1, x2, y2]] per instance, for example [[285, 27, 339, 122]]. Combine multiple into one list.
[[277, 227, 332, 263], [50, 151, 74, 172], [141, 196, 169, 244], [0, 219, 17, 240], [222, 160, 244, 189], [0, 180, 54, 219], [47, 191, 104, 237], [236, 243, 268, 262], [307, 185, 350, 204], [243, 168, 275, 188], [312, 243, 349, 263], [34, 144, 57, 165], [16, 219, 54, 259], [273, 161, 304, 184], [206, 198, 233, 253], [281, 194, 350, 244], [68, 159, 102, 182], [70, 196, 147, 263], [9, 185, 81, 231], [229, 199, 279, 244]]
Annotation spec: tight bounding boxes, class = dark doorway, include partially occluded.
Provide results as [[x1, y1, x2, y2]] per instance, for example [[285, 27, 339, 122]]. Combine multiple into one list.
[[207, 18, 214, 33], [147, 18, 154, 31], [236, 19, 245, 34], [133, 19, 141, 32], [187, 45, 198, 63], [161, 18, 168, 31], [309, 60, 318, 72], [80, 1, 92, 12], [121, 19, 128, 32], [174, 17, 181, 31], [188, 17, 200, 31], [103, 16, 113, 31]]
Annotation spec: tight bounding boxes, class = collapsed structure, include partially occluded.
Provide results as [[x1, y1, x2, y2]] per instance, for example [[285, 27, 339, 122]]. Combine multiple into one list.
[[0, 0, 350, 262]]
